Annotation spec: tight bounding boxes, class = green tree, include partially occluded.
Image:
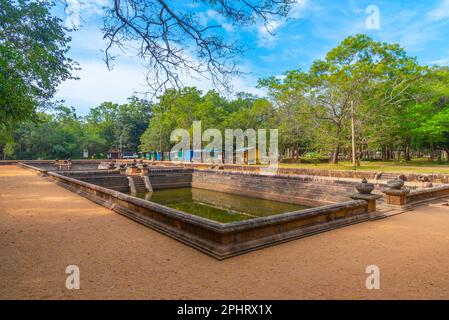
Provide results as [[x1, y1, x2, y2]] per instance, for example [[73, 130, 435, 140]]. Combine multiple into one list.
[[139, 88, 271, 152], [0, 0, 75, 129], [260, 34, 422, 164], [83, 97, 152, 157], [9, 107, 84, 160]]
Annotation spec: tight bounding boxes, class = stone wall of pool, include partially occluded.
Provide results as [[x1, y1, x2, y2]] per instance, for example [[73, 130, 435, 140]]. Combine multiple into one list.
[[55, 167, 358, 206], [19, 162, 375, 259], [62, 168, 194, 192], [63, 168, 359, 203], [191, 170, 356, 206]]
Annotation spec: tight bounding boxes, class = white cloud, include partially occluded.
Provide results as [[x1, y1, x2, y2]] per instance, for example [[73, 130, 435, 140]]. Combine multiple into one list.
[[376, 9, 445, 51], [55, 56, 265, 115], [64, 0, 80, 29], [203, 9, 234, 32], [305, 5, 442, 52], [426, 50, 449, 66], [275, 74, 286, 81], [206, 9, 219, 19], [428, 0, 449, 21], [55, 58, 148, 114], [290, 0, 310, 19], [198, 11, 208, 26], [257, 19, 283, 48], [427, 58, 449, 65], [221, 23, 234, 32], [186, 2, 200, 9], [69, 27, 108, 54], [79, 0, 109, 16], [64, 0, 107, 29], [227, 76, 266, 97], [256, 0, 309, 48], [55, 1, 274, 114]]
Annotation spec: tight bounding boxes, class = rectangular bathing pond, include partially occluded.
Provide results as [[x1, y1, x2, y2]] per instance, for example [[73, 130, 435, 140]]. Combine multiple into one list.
[[129, 187, 311, 223], [21, 164, 372, 259]]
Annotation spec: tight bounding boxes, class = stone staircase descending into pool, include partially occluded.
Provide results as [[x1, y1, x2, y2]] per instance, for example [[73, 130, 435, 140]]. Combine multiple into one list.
[[376, 172, 402, 181], [127, 176, 148, 193]]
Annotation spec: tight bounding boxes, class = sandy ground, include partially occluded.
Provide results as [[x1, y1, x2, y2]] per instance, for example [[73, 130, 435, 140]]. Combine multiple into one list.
[[1, 165, 449, 300]]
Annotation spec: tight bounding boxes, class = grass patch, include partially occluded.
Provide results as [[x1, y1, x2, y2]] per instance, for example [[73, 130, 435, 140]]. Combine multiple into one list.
[[278, 158, 449, 174]]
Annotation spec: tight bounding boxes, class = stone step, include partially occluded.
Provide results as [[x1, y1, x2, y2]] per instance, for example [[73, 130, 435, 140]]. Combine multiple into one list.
[[128, 176, 148, 193], [381, 173, 401, 179]]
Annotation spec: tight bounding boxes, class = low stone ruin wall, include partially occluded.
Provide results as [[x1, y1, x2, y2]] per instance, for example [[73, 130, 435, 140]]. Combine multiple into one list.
[[407, 185, 449, 204], [19, 160, 102, 171], [0, 160, 18, 165]]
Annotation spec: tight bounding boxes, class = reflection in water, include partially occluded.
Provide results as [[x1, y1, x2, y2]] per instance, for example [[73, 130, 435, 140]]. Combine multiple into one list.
[[130, 188, 311, 223]]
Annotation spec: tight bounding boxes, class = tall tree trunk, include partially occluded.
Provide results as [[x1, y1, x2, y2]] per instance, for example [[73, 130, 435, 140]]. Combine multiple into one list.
[[351, 101, 357, 167], [388, 147, 393, 160], [429, 142, 434, 162], [396, 150, 401, 162], [404, 144, 411, 162], [381, 146, 387, 161], [331, 145, 340, 164]]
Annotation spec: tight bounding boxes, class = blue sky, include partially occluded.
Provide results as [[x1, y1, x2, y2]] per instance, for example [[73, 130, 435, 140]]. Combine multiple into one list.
[[54, 0, 449, 115]]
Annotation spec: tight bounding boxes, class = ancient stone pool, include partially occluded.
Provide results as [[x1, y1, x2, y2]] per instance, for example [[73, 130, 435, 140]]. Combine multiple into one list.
[[130, 187, 310, 223], [19, 160, 392, 259]]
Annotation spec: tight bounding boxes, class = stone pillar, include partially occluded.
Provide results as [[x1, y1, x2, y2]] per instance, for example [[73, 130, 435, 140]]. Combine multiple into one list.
[[382, 189, 410, 206], [349, 193, 382, 213], [350, 178, 382, 219]]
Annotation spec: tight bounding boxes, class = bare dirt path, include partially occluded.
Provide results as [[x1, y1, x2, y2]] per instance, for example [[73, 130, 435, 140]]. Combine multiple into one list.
[[1, 165, 449, 299]]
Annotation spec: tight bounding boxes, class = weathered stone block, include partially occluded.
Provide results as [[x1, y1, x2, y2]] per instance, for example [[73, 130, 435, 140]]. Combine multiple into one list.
[[383, 189, 410, 206]]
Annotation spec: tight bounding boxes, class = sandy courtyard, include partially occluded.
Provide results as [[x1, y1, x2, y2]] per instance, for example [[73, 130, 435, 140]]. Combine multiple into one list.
[[1, 165, 449, 299]]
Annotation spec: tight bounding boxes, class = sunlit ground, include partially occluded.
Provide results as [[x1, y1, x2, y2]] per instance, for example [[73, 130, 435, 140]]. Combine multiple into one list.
[[2, 164, 449, 299]]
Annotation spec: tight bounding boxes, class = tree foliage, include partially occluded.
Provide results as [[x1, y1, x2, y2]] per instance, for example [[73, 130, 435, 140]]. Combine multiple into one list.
[[5, 97, 151, 160], [259, 34, 446, 163], [139, 88, 273, 151], [0, 0, 75, 129]]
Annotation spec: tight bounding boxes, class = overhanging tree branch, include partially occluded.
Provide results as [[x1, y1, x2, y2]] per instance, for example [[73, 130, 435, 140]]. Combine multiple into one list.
[[60, 0, 295, 96]]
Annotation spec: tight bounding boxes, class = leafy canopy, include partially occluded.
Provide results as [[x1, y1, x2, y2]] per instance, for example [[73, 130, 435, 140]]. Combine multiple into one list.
[[0, 0, 75, 129]]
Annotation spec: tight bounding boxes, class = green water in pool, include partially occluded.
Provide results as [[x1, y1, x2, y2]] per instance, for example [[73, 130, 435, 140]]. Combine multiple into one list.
[[129, 187, 311, 223]]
